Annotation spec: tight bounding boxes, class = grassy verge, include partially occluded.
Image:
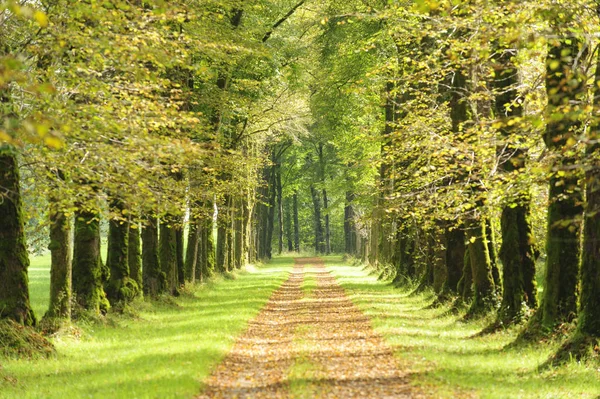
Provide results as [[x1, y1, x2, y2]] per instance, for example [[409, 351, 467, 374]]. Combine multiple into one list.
[[1, 256, 292, 399], [324, 255, 600, 399]]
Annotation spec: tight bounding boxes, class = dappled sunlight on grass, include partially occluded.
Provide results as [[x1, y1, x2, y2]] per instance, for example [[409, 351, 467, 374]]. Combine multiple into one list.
[[0, 256, 293, 399], [325, 256, 600, 399]]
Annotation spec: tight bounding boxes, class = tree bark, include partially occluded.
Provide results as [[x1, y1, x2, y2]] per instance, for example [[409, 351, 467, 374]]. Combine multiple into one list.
[[541, 38, 584, 328], [284, 197, 293, 251], [128, 222, 142, 290], [185, 219, 200, 283], [293, 192, 300, 252], [142, 216, 164, 297], [466, 218, 496, 316], [176, 222, 185, 284], [344, 191, 357, 255], [106, 200, 139, 305], [73, 210, 109, 314], [444, 226, 465, 294], [0, 149, 36, 325], [160, 216, 180, 296], [310, 185, 325, 253], [46, 196, 72, 321], [276, 168, 284, 255], [323, 188, 331, 254]]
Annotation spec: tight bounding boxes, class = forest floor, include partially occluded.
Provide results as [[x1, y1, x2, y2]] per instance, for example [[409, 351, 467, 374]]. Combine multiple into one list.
[[2, 255, 600, 398], [199, 257, 427, 398]]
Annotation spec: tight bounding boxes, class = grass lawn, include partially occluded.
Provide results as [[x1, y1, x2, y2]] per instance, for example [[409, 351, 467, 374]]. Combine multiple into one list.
[[324, 255, 600, 399], [0, 256, 292, 399]]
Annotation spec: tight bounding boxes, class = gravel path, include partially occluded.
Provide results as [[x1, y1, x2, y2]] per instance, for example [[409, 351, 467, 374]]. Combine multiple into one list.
[[198, 257, 425, 398]]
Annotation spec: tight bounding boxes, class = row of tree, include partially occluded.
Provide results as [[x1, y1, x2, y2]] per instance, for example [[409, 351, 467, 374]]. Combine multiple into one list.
[[0, 0, 312, 327], [307, 0, 600, 361]]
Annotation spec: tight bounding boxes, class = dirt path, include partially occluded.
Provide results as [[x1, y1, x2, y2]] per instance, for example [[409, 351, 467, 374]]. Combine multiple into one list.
[[198, 257, 423, 398]]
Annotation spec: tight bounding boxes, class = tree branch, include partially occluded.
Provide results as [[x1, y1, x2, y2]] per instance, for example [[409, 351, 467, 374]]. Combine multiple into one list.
[[262, 0, 306, 43]]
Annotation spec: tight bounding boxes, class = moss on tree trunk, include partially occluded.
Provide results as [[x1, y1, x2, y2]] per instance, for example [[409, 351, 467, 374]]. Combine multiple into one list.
[[185, 220, 199, 283], [46, 201, 72, 321], [142, 217, 165, 297], [498, 205, 526, 323], [160, 216, 180, 296], [466, 218, 496, 317], [128, 222, 142, 289], [540, 38, 584, 329], [73, 210, 109, 315], [106, 202, 139, 305], [0, 149, 36, 326], [444, 226, 465, 294], [175, 223, 185, 284]]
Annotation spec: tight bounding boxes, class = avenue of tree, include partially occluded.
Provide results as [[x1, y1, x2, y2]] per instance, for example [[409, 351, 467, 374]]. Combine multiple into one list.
[[2, 0, 600, 364]]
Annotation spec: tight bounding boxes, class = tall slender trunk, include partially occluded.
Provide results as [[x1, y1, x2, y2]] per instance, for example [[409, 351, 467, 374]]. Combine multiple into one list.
[[492, 41, 539, 323], [344, 191, 357, 255], [234, 198, 244, 269], [466, 218, 496, 316], [444, 226, 465, 294], [216, 196, 229, 273], [266, 172, 276, 259], [185, 219, 199, 283], [46, 195, 72, 321], [578, 41, 600, 338], [160, 216, 179, 296], [73, 210, 109, 314], [310, 185, 324, 253], [541, 38, 584, 328], [128, 222, 142, 290], [176, 223, 185, 284], [323, 188, 331, 254], [142, 216, 164, 297], [276, 168, 284, 255], [293, 192, 300, 252], [0, 149, 36, 325], [284, 197, 293, 251], [106, 200, 139, 305]]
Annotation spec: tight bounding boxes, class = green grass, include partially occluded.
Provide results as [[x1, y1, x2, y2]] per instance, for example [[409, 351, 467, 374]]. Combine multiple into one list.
[[1, 256, 292, 399], [28, 253, 52, 319], [323, 255, 600, 399]]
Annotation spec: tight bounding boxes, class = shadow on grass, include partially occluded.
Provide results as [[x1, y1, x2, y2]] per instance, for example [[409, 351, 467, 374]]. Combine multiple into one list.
[[324, 256, 600, 399], [0, 257, 293, 399]]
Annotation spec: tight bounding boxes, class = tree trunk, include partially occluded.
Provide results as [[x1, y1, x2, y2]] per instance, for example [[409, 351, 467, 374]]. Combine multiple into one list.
[[160, 216, 180, 296], [185, 219, 200, 283], [541, 38, 584, 328], [0, 149, 36, 325], [142, 216, 164, 297], [498, 205, 526, 322], [234, 198, 244, 269], [216, 197, 229, 273], [578, 43, 600, 337], [73, 210, 109, 314], [323, 188, 331, 254], [492, 41, 539, 323], [466, 218, 496, 316], [176, 223, 185, 284], [266, 169, 276, 259], [432, 228, 447, 294], [310, 185, 325, 253], [293, 192, 300, 252], [106, 202, 139, 305], [285, 197, 293, 251], [444, 226, 465, 294], [46, 197, 72, 321], [128, 222, 142, 290], [344, 191, 357, 255], [458, 245, 473, 302], [485, 218, 500, 292], [276, 169, 284, 255]]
